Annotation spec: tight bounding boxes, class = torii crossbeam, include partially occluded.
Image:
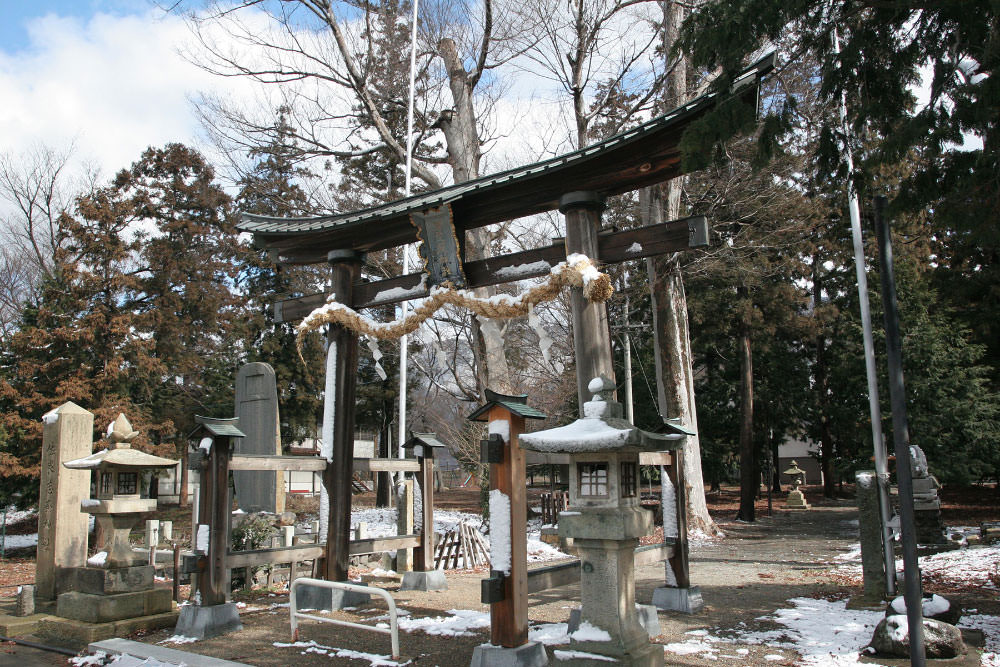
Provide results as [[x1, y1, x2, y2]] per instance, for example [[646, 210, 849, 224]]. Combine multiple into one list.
[[237, 54, 772, 588]]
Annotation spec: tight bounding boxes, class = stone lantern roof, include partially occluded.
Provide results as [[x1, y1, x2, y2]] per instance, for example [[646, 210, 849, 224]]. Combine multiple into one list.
[[63, 414, 177, 470], [520, 377, 680, 454]]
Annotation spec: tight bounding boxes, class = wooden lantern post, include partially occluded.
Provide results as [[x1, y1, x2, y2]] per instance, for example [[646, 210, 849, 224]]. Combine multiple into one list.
[[468, 392, 546, 650]]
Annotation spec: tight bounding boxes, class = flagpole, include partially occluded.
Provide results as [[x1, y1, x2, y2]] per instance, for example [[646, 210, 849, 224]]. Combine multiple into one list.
[[397, 0, 419, 478]]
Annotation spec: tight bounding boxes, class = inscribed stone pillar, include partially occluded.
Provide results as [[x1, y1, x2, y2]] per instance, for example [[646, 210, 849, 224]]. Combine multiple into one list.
[[856, 471, 887, 602], [35, 402, 94, 600], [234, 362, 285, 514]]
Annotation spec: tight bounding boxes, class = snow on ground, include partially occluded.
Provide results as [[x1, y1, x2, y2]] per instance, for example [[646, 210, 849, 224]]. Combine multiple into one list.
[[273, 639, 411, 666], [1, 533, 38, 548], [662, 598, 886, 667], [382, 609, 490, 637], [834, 533, 1000, 591], [960, 613, 1000, 667], [2, 505, 35, 526]]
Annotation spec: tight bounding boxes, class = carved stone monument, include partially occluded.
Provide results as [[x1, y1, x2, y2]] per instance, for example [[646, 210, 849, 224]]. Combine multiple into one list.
[[35, 402, 93, 601], [909, 445, 946, 544], [234, 362, 285, 514]]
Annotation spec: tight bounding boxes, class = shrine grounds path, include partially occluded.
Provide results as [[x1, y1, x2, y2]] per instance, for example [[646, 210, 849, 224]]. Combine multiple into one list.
[[127, 500, 881, 666]]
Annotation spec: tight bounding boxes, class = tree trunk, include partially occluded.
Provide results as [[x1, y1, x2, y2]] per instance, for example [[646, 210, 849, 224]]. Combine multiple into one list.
[[736, 285, 756, 522]]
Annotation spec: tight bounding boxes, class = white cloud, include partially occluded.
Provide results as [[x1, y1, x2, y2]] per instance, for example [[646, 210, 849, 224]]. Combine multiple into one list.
[[0, 9, 253, 179]]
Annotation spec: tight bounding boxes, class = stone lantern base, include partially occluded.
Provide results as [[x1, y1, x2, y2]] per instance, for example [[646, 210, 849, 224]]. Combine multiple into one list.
[[56, 565, 172, 624], [786, 489, 811, 510]]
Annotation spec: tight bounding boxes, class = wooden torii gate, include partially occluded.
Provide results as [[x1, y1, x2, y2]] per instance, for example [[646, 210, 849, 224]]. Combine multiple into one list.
[[237, 55, 772, 588]]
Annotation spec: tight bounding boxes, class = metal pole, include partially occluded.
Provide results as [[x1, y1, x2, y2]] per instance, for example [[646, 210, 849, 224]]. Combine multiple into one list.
[[397, 0, 420, 482], [623, 297, 635, 424], [873, 196, 925, 666], [832, 26, 896, 598], [1, 505, 6, 559]]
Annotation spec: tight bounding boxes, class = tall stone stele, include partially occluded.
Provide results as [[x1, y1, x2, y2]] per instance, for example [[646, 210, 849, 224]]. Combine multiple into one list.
[[35, 402, 94, 601], [520, 377, 677, 667], [233, 362, 285, 514]]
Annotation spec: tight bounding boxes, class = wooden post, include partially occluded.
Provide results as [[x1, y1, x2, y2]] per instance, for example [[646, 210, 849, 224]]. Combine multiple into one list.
[[397, 479, 414, 572], [322, 250, 362, 583], [665, 448, 690, 588], [488, 406, 529, 648], [560, 191, 616, 407], [415, 452, 436, 572], [200, 434, 233, 606]]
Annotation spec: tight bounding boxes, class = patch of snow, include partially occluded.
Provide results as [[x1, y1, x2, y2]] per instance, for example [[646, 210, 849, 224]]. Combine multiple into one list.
[[582, 399, 609, 419], [320, 340, 337, 462], [70, 652, 108, 666], [385, 609, 490, 637], [488, 419, 510, 443], [2, 533, 38, 548], [42, 410, 59, 425], [765, 654, 785, 661], [82, 499, 101, 508], [554, 649, 616, 662], [196, 524, 210, 554], [494, 260, 552, 280], [663, 637, 720, 656], [489, 489, 512, 575], [890, 594, 949, 616], [273, 639, 411, 666], [2, 505, 36, 526], [198, 437, 212, 454], [529, 622, 570, 646], [369, 567, 397, 577], [570, 621, 611, 642], [627, 242, 643, 253], [958, 613, 1000, 666], [519, 417, 633, 452], [372, 274, 427, 304], [87, 551, 108, 567], [735, 597, 885, 666], [159, 635, 199, 644]]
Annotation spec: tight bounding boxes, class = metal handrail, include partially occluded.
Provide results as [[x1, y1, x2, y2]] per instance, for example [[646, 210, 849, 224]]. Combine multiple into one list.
[[289, 577, 400, 659]]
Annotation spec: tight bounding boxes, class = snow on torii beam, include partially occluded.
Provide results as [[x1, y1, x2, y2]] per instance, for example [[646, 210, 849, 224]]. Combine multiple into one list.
[[237, 53, 773, 275]]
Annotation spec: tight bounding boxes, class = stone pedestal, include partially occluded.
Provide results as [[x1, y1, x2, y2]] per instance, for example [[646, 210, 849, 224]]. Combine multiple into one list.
[[400, 570, 448, 591], [559, 507, 663, 666], [470, 641, 549, 667], [786, 488, 810, 510], [651, 586, 703, 614], [56, 565, 171, 624], [174, 602, 242, 640], [36, 402, 94, 601], [293, 582, 370, 611]]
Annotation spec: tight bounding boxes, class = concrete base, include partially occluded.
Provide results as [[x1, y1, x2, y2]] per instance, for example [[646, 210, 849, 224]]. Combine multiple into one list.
[[37, 610, 178, 646], [554, 640, 664, 666], [568, 605, 660, 638], [57, 587, 173, 623], [400, 570, 448, 592], [174, 602, 243, 640], [470, 641, 549, 667], [59, 565, 155, 595], [294, 582, 371, 611], [90, 638, 251, 666], [0, 611, 54, 637], [651, 586, 704, 614]]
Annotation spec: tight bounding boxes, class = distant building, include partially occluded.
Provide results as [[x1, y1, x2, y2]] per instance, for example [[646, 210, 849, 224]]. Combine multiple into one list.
[[777, 437, 823, 486]]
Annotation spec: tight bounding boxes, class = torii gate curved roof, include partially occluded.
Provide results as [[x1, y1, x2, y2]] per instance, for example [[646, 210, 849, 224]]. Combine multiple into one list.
[[238, 54, 773, 265]]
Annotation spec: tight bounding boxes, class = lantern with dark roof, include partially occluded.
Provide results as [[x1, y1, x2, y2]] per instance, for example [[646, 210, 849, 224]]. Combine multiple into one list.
[[63, 414, 178, 568]]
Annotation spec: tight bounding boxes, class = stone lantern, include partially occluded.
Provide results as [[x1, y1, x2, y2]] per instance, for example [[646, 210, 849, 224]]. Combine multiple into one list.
[[520, 377, 672, 666], [56, 414, 178, 625], [782, 460, 810, 510]]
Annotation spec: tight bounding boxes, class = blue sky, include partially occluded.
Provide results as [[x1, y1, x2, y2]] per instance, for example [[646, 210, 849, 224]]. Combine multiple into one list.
[[1, 1, 150, 52]]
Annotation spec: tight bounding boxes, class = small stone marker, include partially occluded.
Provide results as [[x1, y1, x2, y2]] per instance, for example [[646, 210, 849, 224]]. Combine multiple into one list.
[[160, 520, 173, 542], [15, 585, 35, 616], [855, 471, 887, 602], [396, 480, 414, 573], [36, 402, 94, 600], [145, 520, 161, 549], [234, 363, 285, 514]]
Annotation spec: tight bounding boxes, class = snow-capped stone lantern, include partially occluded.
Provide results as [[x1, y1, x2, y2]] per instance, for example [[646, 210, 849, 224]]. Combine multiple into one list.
[[520, 376, 676, 666], [63, 414, 178, 568]]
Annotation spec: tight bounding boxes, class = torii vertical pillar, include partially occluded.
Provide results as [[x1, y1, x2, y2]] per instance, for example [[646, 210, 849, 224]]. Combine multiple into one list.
[[322, 250, 364, 578], [560, 191, 616, 407]]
